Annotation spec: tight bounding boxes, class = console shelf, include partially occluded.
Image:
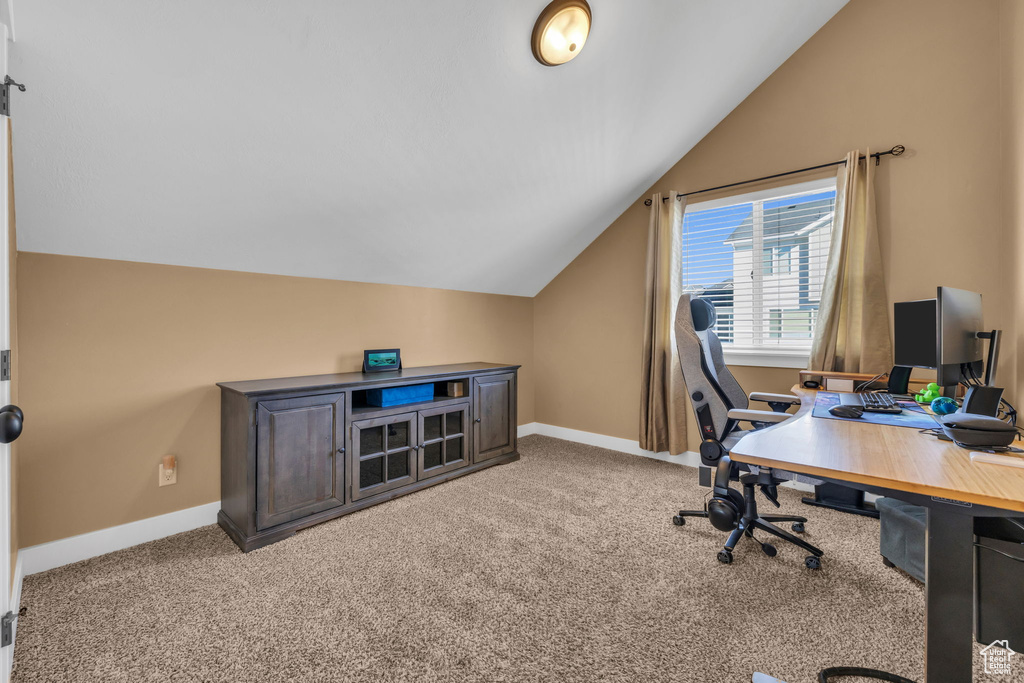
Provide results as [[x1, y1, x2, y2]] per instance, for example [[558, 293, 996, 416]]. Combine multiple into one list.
[[217, 362, 519, 551]]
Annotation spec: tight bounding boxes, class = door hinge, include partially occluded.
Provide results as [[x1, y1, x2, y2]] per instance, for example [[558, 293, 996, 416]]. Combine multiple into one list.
[[0, 350, 10, 381], [1, 607, 26, 647], [0, 77, 26, 117]]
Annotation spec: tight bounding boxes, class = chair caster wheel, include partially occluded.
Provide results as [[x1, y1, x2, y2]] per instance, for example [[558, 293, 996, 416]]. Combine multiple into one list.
[[791, 522, 805, 533], [761, 543, 777, 557], [805, 555, 822, 570], [717, 550, 733, 564], [672, 515, 685, 526]]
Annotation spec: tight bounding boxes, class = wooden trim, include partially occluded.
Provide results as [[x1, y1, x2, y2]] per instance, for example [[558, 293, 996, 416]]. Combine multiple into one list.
[[798, 369, 932, 389], [218, 362, 521, 397]]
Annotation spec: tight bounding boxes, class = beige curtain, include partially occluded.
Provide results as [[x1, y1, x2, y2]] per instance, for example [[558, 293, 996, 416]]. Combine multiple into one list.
[[639, 193, 688, 454], [808, 150, 892, 373]]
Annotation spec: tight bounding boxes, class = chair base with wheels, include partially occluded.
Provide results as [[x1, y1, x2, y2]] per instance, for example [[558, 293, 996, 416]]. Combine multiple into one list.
[[673, 458, 824, 569]]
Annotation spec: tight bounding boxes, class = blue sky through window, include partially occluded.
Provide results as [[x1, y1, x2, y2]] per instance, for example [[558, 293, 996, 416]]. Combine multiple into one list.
[[680, 190, 835, 288]]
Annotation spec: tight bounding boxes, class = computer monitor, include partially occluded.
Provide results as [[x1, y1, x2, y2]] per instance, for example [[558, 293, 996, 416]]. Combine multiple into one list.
[[937, 287, 984, 386], [893, 298, 937, 369], [894, 287, 987, 391]]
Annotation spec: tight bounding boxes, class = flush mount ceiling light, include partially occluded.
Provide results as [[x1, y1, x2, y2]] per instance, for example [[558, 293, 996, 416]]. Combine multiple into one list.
[[531, 0, 592, 66]]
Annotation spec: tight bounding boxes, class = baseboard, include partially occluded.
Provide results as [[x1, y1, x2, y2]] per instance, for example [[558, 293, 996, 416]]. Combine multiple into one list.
[[516, 422, 540, 438], [518, 422, 815, 493], [20, 502, 220, 577], [519, 422, 702, 466]]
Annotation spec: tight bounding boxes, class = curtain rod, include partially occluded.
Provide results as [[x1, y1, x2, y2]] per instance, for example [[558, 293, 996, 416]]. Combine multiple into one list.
[[643, 145, 906, 206]]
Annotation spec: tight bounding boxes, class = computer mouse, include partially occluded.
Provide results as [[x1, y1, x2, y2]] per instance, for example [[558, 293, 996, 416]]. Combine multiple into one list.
[[829, 405, 864, 419]]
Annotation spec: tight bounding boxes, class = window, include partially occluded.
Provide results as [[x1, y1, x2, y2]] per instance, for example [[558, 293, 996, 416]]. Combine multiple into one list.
[[680, 178, 836, 368], [763, 245, 794, 275], [769, 308, 817, 339]]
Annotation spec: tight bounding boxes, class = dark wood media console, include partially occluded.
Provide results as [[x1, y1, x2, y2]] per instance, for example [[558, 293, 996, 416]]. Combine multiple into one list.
[[218, 362, 520, 551]]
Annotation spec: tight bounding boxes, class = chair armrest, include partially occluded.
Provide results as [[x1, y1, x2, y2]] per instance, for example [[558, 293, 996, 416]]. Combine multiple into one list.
[[749, 392, 801, 405], [727, 409, 793, 424]]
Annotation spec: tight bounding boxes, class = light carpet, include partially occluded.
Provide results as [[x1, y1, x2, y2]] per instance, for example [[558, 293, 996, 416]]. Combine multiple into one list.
[[12, 436, 1020, 682]]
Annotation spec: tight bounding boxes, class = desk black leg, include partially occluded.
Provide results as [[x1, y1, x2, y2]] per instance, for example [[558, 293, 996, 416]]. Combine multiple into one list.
[[924, 507, 974, 683], [815, 507, 974, 683]]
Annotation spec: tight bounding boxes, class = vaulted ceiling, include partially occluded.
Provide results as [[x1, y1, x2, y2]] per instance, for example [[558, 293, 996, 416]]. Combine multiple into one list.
[[10, 0, 847, 296]]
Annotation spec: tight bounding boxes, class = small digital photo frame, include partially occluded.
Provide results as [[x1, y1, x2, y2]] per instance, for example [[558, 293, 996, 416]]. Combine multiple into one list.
[[363, 348, 402, 373]]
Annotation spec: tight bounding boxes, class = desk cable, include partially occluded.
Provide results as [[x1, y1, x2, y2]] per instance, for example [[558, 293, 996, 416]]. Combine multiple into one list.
[[854, 372, 888, 393], [818, 667, 916, 683]]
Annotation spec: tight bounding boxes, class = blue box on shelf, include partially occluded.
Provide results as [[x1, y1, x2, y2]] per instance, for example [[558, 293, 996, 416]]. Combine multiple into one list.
[[366, 383, 434, 408]]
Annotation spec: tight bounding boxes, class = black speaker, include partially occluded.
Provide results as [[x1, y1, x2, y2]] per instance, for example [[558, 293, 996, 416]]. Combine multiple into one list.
[[962, 385, 1004, 417], [887, 365, 912, 395]]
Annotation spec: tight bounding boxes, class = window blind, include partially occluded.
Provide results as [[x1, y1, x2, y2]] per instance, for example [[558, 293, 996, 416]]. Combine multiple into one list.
[[680, 181, 837, 354]]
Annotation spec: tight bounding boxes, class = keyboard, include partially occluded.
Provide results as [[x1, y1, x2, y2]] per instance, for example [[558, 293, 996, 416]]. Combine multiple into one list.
[[839, 392, 903, 414]]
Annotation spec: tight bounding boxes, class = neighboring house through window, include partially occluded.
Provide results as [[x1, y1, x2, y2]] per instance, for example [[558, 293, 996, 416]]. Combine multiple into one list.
[[679, 178, 837, 368]]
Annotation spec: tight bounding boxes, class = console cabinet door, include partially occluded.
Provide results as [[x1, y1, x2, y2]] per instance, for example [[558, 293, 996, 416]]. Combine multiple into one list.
[[418, 402, 470, 480], [256, 393, 346, 530], [473, 373, 516, 462], [350, 412, 418, 501]]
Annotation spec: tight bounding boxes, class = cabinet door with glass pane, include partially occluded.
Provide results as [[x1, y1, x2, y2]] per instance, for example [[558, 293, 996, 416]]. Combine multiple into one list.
[[417, 402, 470, 480], [350, 412, 418, 501]]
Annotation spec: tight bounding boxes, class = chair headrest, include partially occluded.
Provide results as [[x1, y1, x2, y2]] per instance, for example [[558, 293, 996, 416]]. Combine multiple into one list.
[[690, 298, 717, 332]]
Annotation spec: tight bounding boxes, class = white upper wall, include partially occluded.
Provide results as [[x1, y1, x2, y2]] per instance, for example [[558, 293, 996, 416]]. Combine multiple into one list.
[[10, 0, 847, 296]]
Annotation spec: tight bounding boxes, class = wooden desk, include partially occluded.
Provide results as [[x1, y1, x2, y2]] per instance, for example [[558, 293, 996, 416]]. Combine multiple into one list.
[[735, 387, 1024, 513], [730, 386, 1024, 683]]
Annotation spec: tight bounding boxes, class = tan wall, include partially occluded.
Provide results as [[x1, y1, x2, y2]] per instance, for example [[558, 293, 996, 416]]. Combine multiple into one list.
[[16, 253, 534, 548], [535, 0, 1013, 452], [1004, 0, 1024, 404]]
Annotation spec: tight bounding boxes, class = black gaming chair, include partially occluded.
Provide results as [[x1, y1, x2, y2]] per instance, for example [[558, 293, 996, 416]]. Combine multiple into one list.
[[672, 295, 824, 569]]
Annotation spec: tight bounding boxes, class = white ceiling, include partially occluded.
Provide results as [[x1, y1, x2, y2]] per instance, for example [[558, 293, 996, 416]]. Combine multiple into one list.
[[10, 0, 847, 297]]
